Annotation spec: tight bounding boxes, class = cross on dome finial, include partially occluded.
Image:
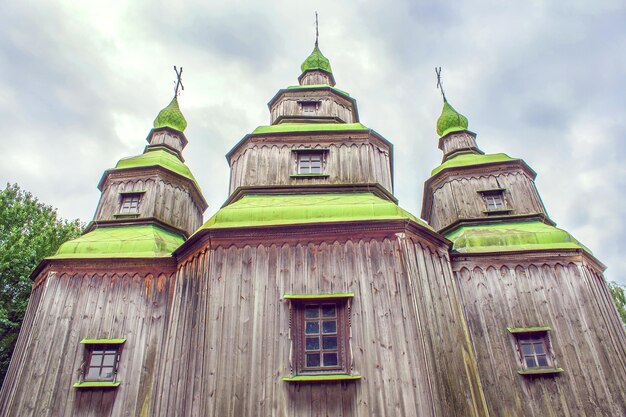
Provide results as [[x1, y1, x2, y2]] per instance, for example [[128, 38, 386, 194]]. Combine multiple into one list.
[[435, 67, 447, 102], [174, 66, 184, 97], [315, 12, 319, 47]]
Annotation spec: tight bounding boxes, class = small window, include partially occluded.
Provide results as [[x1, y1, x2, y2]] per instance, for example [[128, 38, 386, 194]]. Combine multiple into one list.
[[74, 338, 125, 388], [283, 294, 359, 382], [484, 193, 504, 210], [300, 101, 320, 114], [297, 152, 324, 174], [84, 344, 121, 381], [508, 327, 563, 375], [120, 193, 141, 214]]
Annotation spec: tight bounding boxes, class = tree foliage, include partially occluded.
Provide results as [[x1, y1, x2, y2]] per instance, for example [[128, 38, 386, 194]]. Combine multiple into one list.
[[608, 281, 626, 326], [0, 183, 83, 384]]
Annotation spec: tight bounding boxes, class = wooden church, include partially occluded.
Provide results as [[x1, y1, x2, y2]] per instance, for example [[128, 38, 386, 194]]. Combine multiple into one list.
[[1, 38, 625, 417]]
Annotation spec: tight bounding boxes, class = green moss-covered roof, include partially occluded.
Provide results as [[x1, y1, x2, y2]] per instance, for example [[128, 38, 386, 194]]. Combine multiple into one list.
[[431, 153, 518, 176], [445, 221, 590, 254], [50, 225, 184, 259], [113, 148, 200, 190], [199, 193, 430, 231], [436, 100, 469, 137], [301, 45, 333, 74], [153, 97, 187, 132], [287, 85, 350, 97], [251, 123, 368, 135]]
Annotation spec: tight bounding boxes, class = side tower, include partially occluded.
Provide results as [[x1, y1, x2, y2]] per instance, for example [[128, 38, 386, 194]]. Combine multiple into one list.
[[422, 90, 626, 416], [153, 41, 488, 417], [0, 93, 207, 417]]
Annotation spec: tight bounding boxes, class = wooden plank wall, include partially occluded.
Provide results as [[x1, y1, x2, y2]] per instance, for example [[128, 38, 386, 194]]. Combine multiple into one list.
[[270, 98, 354, 124], [228, 142, 392, 195], [95, 177, 203, 235], [152, 234, 488, 417], [429, 171, 546, 231], [454, 259, 626, 417], [0, 271, 175, 417]]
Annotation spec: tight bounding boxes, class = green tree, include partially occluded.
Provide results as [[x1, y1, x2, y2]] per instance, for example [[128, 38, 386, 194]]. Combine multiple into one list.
[[608, 281, 626, 326], [0, 183, 83, 384]]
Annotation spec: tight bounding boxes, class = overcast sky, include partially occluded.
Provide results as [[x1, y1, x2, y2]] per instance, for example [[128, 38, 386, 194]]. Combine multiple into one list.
[[0, 0, 624, 284]]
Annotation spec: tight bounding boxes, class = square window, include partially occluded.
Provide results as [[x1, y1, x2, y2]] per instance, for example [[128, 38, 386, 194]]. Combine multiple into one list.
[[290, 297, 351, 375], [84, 344, 122, 382], [297, 152, 324, 174], [508, 327, 562, 375], [120, 194, 141, 214], [484, 193, 504, 210], [300, 101, 320, 114]]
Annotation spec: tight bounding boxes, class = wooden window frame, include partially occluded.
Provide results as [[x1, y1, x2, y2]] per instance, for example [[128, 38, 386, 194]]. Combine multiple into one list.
[[283, 294, 358, 382], [299, 100, 320, 114], [291, 149, 329, 177], [74, 338, 125, 389], [477, 188, 512, 215], [119, 193, 142, 214], [507, 327, 563, 376]]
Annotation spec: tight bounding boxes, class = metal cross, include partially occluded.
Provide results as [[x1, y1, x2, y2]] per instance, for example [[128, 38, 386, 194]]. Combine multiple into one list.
[[435, 67, 447, 102], [315, 12, 319, 47], [174, 66, 184, 97]]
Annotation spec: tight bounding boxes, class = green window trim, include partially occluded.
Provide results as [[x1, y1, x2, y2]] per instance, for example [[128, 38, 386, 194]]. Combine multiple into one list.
[[507, 326, 551, 334], [517, 367, 564, 376], [80, 338, 127, 344], [477, 188, 506, 194], [289, 174, 330, 178], [118, 190, 147, 195], [283, 293, 354, 300], [282, 374, 361, 382], [73, 381, 121, 389]]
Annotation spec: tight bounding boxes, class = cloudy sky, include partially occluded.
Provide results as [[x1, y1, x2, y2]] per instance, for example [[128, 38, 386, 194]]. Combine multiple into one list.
[[0, 0, 624, 284]]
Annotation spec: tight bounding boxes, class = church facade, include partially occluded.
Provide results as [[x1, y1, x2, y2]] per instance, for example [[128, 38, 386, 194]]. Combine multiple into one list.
[[1, 42, 625, 417]]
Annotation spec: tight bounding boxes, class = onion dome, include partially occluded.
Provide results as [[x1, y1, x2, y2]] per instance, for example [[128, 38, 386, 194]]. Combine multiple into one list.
[[436, 100, 468, 137], [153, 97, 187, 132], [301, 45, 333, 74]]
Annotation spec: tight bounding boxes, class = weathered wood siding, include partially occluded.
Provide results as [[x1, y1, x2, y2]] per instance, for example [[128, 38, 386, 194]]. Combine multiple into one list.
[[153, 233, 488, 417], [439, 132, 478, 158], [229, 140, 393, 195], [148, 130, 185, 154], [300, 71, 333, 86], [0, 270, 175, 417], [270, 90, 355, 124], [454, 258, 626, 417], [95, 176, 203, 235], [428, 170, 546, 231]]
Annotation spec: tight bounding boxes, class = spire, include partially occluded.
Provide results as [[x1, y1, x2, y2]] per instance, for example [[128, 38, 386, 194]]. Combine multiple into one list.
[[435, 67, 468, 137], [153, 66, 187, 132], [300, 13, 333, 74]]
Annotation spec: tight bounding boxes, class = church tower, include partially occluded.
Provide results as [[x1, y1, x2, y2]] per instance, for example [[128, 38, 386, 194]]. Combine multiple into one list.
[[422, 81, 626, 416]]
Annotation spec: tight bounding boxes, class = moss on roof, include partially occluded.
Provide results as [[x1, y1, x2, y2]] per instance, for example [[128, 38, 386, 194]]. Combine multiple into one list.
[[153, 97, 187, 132], [436, 100, 468, 137], [199, 193, 430, 231], [113, 148, 200, 190], [287, 85, 350, 97], [446, 221, 590, 254], [50, 225, 184, 259], [251, 123, 368, 135], [431, 153, 518, 176], [301, 45, 332, 74]]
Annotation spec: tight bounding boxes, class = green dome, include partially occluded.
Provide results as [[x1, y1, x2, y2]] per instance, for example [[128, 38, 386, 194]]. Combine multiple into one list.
[[301, 45, 333, 74], [436, 100, 468, 137], [153, 97, 187, 132]]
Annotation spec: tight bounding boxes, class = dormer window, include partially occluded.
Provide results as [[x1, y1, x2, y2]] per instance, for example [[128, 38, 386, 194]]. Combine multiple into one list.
[[299, 101, 320, 114], [477, 188, 512, 215], [298, 152, 323, 174]]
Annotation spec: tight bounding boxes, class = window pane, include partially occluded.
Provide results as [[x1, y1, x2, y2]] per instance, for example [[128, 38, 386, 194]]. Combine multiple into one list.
[[304, 306, 319, 318], [85, 367, 101, 380], [89, 353, 103, 367], [536, 355, 549, 367], [102, 354, 116, 367], [533, 342, 546, 354], [323, 353, 338, 366], [101, 367, 114, 379], [306, 353, 320, 367], [305, 322, 320, 334], [322, 336, 337, 350], [525, 357, 537, 367], [321, 305, 336, 318], [305, 337, 320, 351], [322, 320, 337, 334], [521, 343, 534, 355]]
